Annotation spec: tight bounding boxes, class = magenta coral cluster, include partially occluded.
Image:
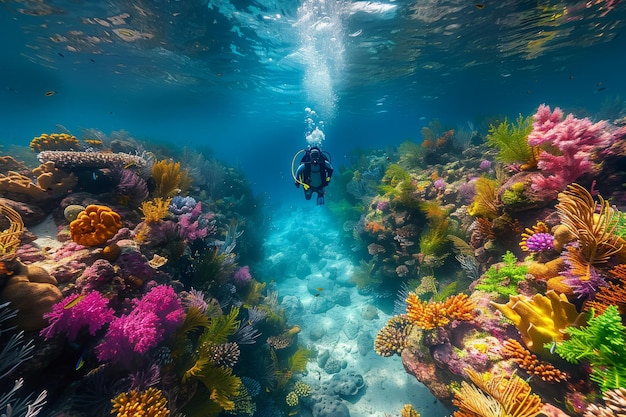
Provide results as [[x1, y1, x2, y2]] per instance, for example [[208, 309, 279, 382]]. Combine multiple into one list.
[[528, 104, 615, 197], [524, 232, 554, 252], [40, 292, 114, 342], [96, 284, 184, 365]]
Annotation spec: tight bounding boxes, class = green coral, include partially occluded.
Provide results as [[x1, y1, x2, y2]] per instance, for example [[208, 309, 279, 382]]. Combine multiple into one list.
[[486, 114, 535, 165], [418, 200, 450, 257], [475, 251, 527, 298], [501, 182, 530, 206], [553, 305, 626, 393]]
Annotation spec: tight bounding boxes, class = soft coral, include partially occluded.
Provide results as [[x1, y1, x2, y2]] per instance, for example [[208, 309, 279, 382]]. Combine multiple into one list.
[[528, 104, 615, 198]]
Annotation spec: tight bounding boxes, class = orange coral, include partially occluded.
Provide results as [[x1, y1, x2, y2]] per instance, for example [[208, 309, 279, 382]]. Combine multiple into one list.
[[69, 205, 122, 246], [365, 221, 386, 234], [406, 293, 475, 330], [501, 339, 568, 383], [375, 315, 415, 357], [139, 197, 172, 224], [0, 161, 77, 202], [30, 133, 80, 152]]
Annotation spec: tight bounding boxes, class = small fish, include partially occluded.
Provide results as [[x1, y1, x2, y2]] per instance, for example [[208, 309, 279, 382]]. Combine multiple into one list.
[[596, 87, 607, 92], [64, 294, 86, 309], [569, 74, 574, 80], [45, 90, 56, 96], [314, 293, 320, 297], [123, 162, 137, 169], [475, 4, 484, 9], [75, 352, 85, 370], [316, 287, 324, 291], [58, 52, 64, 57], [90, 58, 95, 63]]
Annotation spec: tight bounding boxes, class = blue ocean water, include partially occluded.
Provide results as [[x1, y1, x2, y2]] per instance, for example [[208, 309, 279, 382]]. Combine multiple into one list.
[[2, 1, 626, 416], [2, 0, 625, 205]]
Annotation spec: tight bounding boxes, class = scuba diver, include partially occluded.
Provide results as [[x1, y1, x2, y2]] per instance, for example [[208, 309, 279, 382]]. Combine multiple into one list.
[[292, 146, 334, 205]]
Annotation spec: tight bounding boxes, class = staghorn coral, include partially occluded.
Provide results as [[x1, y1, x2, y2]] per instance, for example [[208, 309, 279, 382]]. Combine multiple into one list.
[[111, 387, 169, 417], [556, 183, 624, 281], [30, 132, 80, 152], [375, 314, 415, 357], [406, 293, 475, 330], [501, 339, 568, 383], [452, 368, 543, 417], [38, 150, 147, 170], [583, 387, 626, 417], [0, 204, 23, 262], [491, 290, 584, 355], [69, 204, 123, 246]]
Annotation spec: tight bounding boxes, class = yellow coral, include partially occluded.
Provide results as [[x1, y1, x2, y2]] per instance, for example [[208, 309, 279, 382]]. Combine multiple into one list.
[[139, 197, 172, 224], [401, 404, 421, 417], [30, 133, 80, 152], [294, 381, 311, 397], [69, 205, 122, 246], [491, 290, 583, 355], [0, 204, 23, 261], [151, 159, 191, 198], [111, 387, 169, 417], [406, 293, 475, 330], [453, 368, 542, 417], [467, 177, 499, 219], [285, 391, 299, 407], [375, 314, 415, 357]]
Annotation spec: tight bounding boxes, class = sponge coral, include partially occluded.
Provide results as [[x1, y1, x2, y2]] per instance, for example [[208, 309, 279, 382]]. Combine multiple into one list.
[[491, 290, 583, 355], [69, 205, 123, 246], [30, 133, 80, 152]]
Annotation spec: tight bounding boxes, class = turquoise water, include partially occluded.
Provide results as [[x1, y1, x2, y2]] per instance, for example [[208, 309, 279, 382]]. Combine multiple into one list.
[[2, 1, 626, 417]]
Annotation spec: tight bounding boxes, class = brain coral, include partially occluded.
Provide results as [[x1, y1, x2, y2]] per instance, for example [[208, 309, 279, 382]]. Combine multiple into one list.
[[70, 205, 122, 246]]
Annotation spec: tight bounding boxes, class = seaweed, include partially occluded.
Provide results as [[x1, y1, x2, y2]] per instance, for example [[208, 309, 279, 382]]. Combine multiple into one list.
[[554, 305, 626, 393], [475, 251, 527, 298]]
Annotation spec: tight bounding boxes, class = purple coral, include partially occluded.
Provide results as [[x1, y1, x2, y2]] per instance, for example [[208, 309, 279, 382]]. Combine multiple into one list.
[[117, 169, 149, 204], [479, 159, 492, 171], [524, 232, 554, 252], [433, 178, 446, 191], [96, 285, 184, 365], [40, 292, 114, 342], [233, 266, 252, 288]]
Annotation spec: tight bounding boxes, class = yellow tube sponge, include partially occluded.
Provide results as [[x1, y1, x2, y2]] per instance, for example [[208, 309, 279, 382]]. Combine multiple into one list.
[[491, 290, 583, 355]]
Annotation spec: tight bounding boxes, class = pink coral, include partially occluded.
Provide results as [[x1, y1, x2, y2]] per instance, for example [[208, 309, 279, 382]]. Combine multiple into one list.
[[233, 265, 252, 288], [527, 104, 615, 197], [95, 285, 184, 364], [40, 292, 114, 342]]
